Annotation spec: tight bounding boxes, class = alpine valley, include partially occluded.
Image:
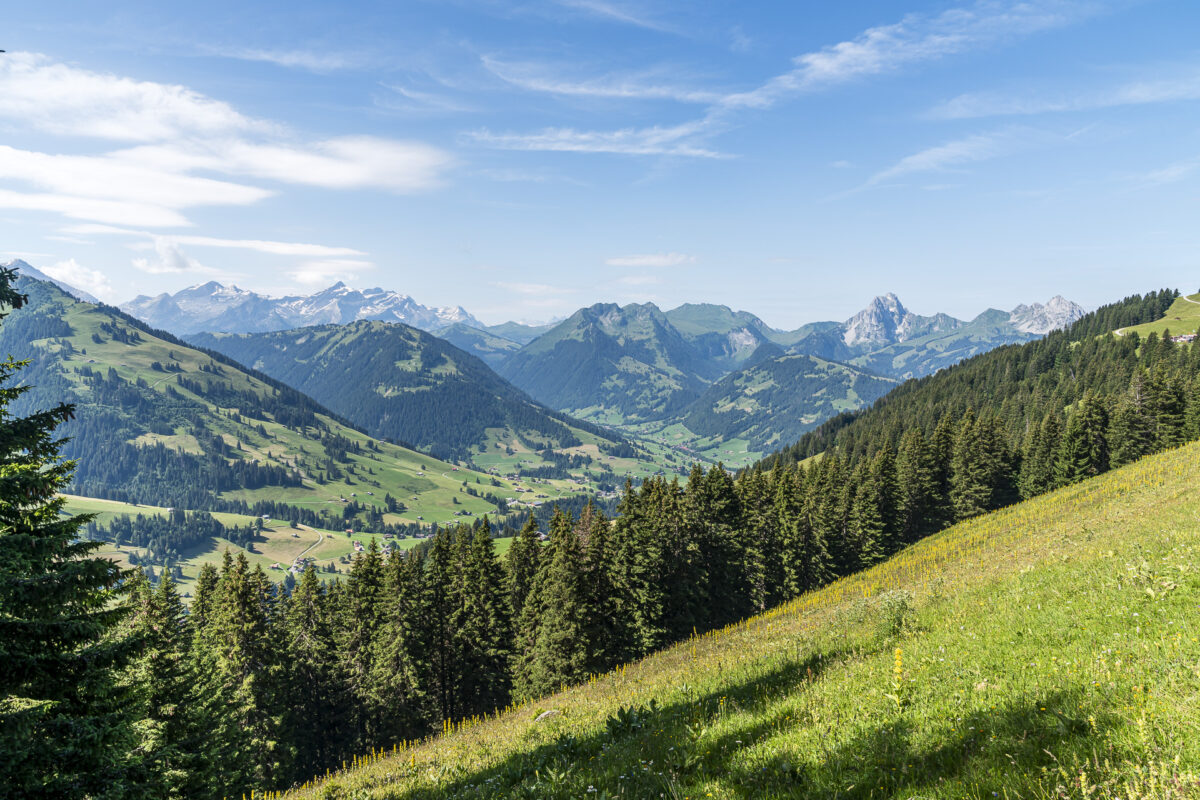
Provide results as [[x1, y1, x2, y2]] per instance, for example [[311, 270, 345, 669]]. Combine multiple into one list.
[[127, 274, 1084, 467]]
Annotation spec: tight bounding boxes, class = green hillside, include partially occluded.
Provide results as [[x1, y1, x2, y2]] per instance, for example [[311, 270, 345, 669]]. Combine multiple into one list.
[[3, 274, 586, 538], [282, 438, 1200, 800], [1117, 291, 1200, 339], [189, 321, 618, 463], [499, 302, 722, 423], [435, 322, 522, 368], [681, 353, 897, 451]]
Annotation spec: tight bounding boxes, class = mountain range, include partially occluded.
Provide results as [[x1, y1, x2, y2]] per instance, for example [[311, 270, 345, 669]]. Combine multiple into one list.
[[187, 321, 630, 464], [47, 263, 1084, 462], [121, 280, 482, 335]]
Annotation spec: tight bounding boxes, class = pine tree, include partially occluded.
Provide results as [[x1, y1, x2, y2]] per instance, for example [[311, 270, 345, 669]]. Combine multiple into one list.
[[454, 522, 513, 717], [520, 510, 589, 698], [504, 516, 543, 625], [336, 540, 385, 751], [200, 553, 290, 794], [124, 573, 200, 798], [282, 566, 347, 779], [895, 429, 936, 543], [0, 266, 135, 799]]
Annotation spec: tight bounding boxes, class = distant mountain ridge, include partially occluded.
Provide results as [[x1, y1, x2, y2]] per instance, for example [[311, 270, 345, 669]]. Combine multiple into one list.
[[188, 319, 631, 463], [122, 280, 482, 335], [497, 294, 1084, 420]]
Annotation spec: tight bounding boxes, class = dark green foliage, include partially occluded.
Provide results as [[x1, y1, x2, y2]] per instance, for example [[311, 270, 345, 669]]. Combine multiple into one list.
[[189, 321, 626, 462], [0, 267, 135, 799], [682, 354, 896, 449]]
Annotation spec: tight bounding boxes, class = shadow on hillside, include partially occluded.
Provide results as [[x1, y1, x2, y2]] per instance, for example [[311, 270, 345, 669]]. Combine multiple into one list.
[[350, 652, 1107, 800]]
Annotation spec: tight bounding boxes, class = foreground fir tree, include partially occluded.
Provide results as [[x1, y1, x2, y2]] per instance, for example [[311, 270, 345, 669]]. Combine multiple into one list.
[[0, 267, 134, 799]]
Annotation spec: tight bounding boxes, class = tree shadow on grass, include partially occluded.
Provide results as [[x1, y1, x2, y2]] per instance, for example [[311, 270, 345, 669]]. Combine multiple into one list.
[[323, 647, 1110, 800]]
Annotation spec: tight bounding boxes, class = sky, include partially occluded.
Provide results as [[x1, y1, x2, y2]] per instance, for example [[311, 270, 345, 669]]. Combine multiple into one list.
[[1, 0, 1199, 328]]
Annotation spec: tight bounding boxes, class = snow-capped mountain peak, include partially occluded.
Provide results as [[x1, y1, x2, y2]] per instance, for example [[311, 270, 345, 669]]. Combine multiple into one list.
[[121, 281, 484, 335]]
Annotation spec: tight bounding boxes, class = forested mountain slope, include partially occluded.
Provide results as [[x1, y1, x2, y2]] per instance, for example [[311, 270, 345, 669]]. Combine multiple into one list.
[[499, 302, 721, 422], [2, 273, 519, 533], [279, 437, 1200, 800], [189, 320, 632, 463], [762, 289, 1186, 471], [679, 353, 897, 451]]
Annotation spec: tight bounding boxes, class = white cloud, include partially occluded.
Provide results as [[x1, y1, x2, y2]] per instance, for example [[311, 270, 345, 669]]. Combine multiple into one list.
[[64, 225, 367, 257], [131, 239, 214, 275], [474, 0, 1101, 158], [606, 252, 695, 267], [0, 52, 262, 142], [868, 127, 1042, 184], [470, 120, 722, 158], [481, 56, 721, 103], [931, 69, 1200, 119], [213, 48, 361, 73], [0, 189, 191, 227], [288, 259, 375, 287], [42, 258, 114, 300], [0, 52, 452, 229], [0, 145, 272, 209]]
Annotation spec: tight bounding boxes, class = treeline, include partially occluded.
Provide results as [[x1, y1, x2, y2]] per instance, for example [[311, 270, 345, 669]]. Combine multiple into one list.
[[84, 509, 257, 566], [767, 289, 1183, 466]]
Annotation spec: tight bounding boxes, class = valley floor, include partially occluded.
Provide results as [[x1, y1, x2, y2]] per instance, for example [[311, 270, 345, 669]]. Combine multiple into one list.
[[283, 440, 1200, 799]]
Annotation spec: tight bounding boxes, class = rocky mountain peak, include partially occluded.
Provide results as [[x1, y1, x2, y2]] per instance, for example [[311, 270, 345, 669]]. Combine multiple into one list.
[[1009, 295, 1085, 335]]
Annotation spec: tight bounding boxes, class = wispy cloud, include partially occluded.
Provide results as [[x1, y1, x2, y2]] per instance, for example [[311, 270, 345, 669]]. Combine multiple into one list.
[[553, 0, 675, 33], [473, 0, 1103, 159], [0, 52, 452, 229], [377, 84, 476, 114], [494, 281, 576, 296], [211, 47, 364, 73], [481, 56, 721, 103], [931, 69, 1200, 119], [1134, 157, 1200, 187], [606, 252, 695, 267], [66, 224, 367, 257], [288, 259, 375, 286], [864, 125, 1088, 186], [470, 120, 722, 158]]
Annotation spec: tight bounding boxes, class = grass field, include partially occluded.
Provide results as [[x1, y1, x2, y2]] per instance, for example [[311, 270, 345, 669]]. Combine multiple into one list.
[[65, 494, 513, 596], [1118, 292, 1200, 339], [282, 440, 1200, 799]]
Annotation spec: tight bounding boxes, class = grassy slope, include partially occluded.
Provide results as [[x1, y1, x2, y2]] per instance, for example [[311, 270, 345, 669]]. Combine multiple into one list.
[[33, 285, 549, 521], [63, 494, 514, 595], [286, 441, 1200, 799], [1119, 292, 1200, 339]]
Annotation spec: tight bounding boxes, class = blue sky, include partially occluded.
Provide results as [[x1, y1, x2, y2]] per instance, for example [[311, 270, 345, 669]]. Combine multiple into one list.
[[2, 0, 1198, 327]]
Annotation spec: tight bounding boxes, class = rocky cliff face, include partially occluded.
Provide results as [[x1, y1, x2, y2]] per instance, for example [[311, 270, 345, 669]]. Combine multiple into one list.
[[1009, 295, 1085, 334]]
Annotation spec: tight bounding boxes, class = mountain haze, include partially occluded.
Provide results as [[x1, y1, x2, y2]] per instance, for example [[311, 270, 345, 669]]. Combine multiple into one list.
[[123, 280, 482, 335]]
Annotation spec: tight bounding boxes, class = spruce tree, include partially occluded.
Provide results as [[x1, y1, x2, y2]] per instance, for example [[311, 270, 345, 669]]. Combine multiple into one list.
[[0, 267, 135, 799], [504, 516, 543, 625], [522, 509, 589, 697], [124, 573, 200, 799], [454, 523, 513, 717]]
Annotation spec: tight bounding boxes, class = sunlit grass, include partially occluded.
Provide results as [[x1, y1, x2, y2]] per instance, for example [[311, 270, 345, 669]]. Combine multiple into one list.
[[278, 440, 1200, 799]]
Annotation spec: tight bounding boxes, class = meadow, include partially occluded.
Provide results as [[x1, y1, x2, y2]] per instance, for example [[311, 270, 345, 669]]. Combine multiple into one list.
[[277, 439, 1200, 799], [1119, 292, 1200, 339]]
